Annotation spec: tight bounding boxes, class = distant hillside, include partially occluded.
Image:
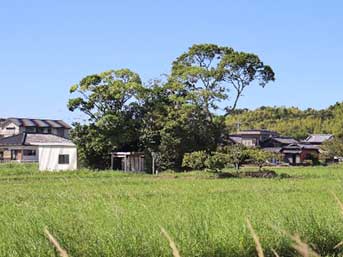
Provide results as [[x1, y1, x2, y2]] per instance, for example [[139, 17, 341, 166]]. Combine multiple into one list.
[[225, 102, 343, 139]]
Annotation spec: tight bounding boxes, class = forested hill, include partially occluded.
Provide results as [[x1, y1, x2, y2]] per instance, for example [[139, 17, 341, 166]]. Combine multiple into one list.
[[225, 102, 343, 140]]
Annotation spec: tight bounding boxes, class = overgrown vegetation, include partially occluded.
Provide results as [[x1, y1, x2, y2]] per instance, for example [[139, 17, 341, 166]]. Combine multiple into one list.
[[226, 103, 343, 139], [68, 43, 275, 170], [1, 164, 343, 256], [182, 147, 276, 173]]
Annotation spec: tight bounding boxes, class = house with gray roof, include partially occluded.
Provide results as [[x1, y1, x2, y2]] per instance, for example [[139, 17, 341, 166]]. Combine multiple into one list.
[[227, 129, 321, 165], [0, 132, 77, 171], [229, 129, 279, 147]]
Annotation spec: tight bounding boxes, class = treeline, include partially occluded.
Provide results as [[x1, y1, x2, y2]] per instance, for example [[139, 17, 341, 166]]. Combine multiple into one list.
[[67, 43, 275, 171], [226, 103, 343, 139]]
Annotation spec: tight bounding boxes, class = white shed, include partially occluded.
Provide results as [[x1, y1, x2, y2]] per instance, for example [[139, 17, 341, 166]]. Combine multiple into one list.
[[0, 133, 77, 171], [36, 144, 77, 171]]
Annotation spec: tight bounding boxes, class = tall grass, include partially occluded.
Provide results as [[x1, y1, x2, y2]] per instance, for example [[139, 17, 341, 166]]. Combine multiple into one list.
[[0, 164, 343, 256]]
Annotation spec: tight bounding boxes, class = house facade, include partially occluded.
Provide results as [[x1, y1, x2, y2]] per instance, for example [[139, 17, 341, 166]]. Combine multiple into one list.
[[228, 129, 322, 165], [281, 144, 320, 165], [0, 118, 71, 139], [229, 130, 279, 147], [0, 133, 77, 171]]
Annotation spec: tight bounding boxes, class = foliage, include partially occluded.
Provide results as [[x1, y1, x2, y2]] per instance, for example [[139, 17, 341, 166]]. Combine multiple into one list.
[[321, 138, 343, 161], [1, 164, 343, 256], [68, 44, 274, 170], [182, 151, 209, 170], [170, 44, 275, 118], [226, 103, 343, 139], [218, 144, 250, 171], [247, 148, 275, 171], [204, 152, 227, 171], [68, 69, 144, 168]]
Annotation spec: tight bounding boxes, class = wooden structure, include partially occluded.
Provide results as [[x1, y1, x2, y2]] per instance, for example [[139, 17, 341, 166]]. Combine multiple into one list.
[[281, 143, 319, 165], [111, 152, 145, 172]]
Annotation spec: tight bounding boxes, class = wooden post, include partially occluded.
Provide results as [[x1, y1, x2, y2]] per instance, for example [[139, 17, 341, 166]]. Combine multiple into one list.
[[152, 155, 155, 175], [110, 154, 113, 170]]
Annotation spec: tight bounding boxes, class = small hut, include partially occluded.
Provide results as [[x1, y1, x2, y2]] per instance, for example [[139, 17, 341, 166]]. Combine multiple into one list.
[[110, 152, 145, 172]]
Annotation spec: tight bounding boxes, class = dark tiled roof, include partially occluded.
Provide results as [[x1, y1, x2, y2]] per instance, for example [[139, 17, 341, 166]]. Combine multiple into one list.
[[281, 143, 320, 152], [0, 133, 26, 146], [272, 137, 298, 145], [6, 118, 71, 129], [0, 133, 74, 146]]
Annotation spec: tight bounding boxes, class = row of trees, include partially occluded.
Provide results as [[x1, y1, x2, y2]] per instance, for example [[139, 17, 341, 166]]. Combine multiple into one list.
[[182, 145, 277, 172], [68, 44, 275, 170], [226, 103, 343, 139]]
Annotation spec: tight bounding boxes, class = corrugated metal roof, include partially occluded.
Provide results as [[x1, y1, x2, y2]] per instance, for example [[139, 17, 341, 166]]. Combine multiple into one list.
[[7, 118, 71, 129], [32, 119, 50, 127]]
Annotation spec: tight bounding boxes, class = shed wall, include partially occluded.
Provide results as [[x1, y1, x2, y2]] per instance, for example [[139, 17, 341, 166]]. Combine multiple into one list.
[[38, 145, 77, 171]]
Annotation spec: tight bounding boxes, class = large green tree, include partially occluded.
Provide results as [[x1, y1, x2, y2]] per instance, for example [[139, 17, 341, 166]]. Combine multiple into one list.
[[170, 44, 275, 119], [68, 69, 144, 168], [154, 43, 275, 170]]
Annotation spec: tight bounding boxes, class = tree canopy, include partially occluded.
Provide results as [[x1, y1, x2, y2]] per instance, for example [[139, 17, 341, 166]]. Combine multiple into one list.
[[68, 44, 275, 170]]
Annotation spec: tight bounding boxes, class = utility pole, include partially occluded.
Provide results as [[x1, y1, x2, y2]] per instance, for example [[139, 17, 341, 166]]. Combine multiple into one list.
[[236, 121, 241, 133], [151, 152, 157, 175]]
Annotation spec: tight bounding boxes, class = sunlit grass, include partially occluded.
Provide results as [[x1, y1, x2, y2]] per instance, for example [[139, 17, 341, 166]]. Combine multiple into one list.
[[0, 163, 343, 256]]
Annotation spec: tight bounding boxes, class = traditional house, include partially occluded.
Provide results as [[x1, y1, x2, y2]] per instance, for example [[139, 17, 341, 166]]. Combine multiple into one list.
[[229, 130, 279, 147], [0, 118, 71, 139], [262, 136, 299, 154], [280, 143, 320, 165], [227, 129, 321, 165], [0, 133, 77, 171]]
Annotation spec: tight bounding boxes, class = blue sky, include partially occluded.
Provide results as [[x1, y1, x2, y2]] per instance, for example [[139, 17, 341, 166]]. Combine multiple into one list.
[[0, 0, 342, 123]]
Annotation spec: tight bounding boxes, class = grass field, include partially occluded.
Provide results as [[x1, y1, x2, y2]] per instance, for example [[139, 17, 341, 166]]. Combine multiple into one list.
[[1, 164, 343, 257]]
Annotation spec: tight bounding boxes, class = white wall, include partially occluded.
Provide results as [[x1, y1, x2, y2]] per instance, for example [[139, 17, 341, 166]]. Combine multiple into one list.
[[38, 145, 77, 171], [0, 122, 20, 137]]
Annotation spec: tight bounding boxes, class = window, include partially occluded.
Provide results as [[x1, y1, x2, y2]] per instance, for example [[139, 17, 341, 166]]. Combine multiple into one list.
[[58, 154, 69, 164], [25, 127, 36, 133], [23, 150, 36, 156], [242, 139, 256, 147], [6, 127, 15, 130]]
